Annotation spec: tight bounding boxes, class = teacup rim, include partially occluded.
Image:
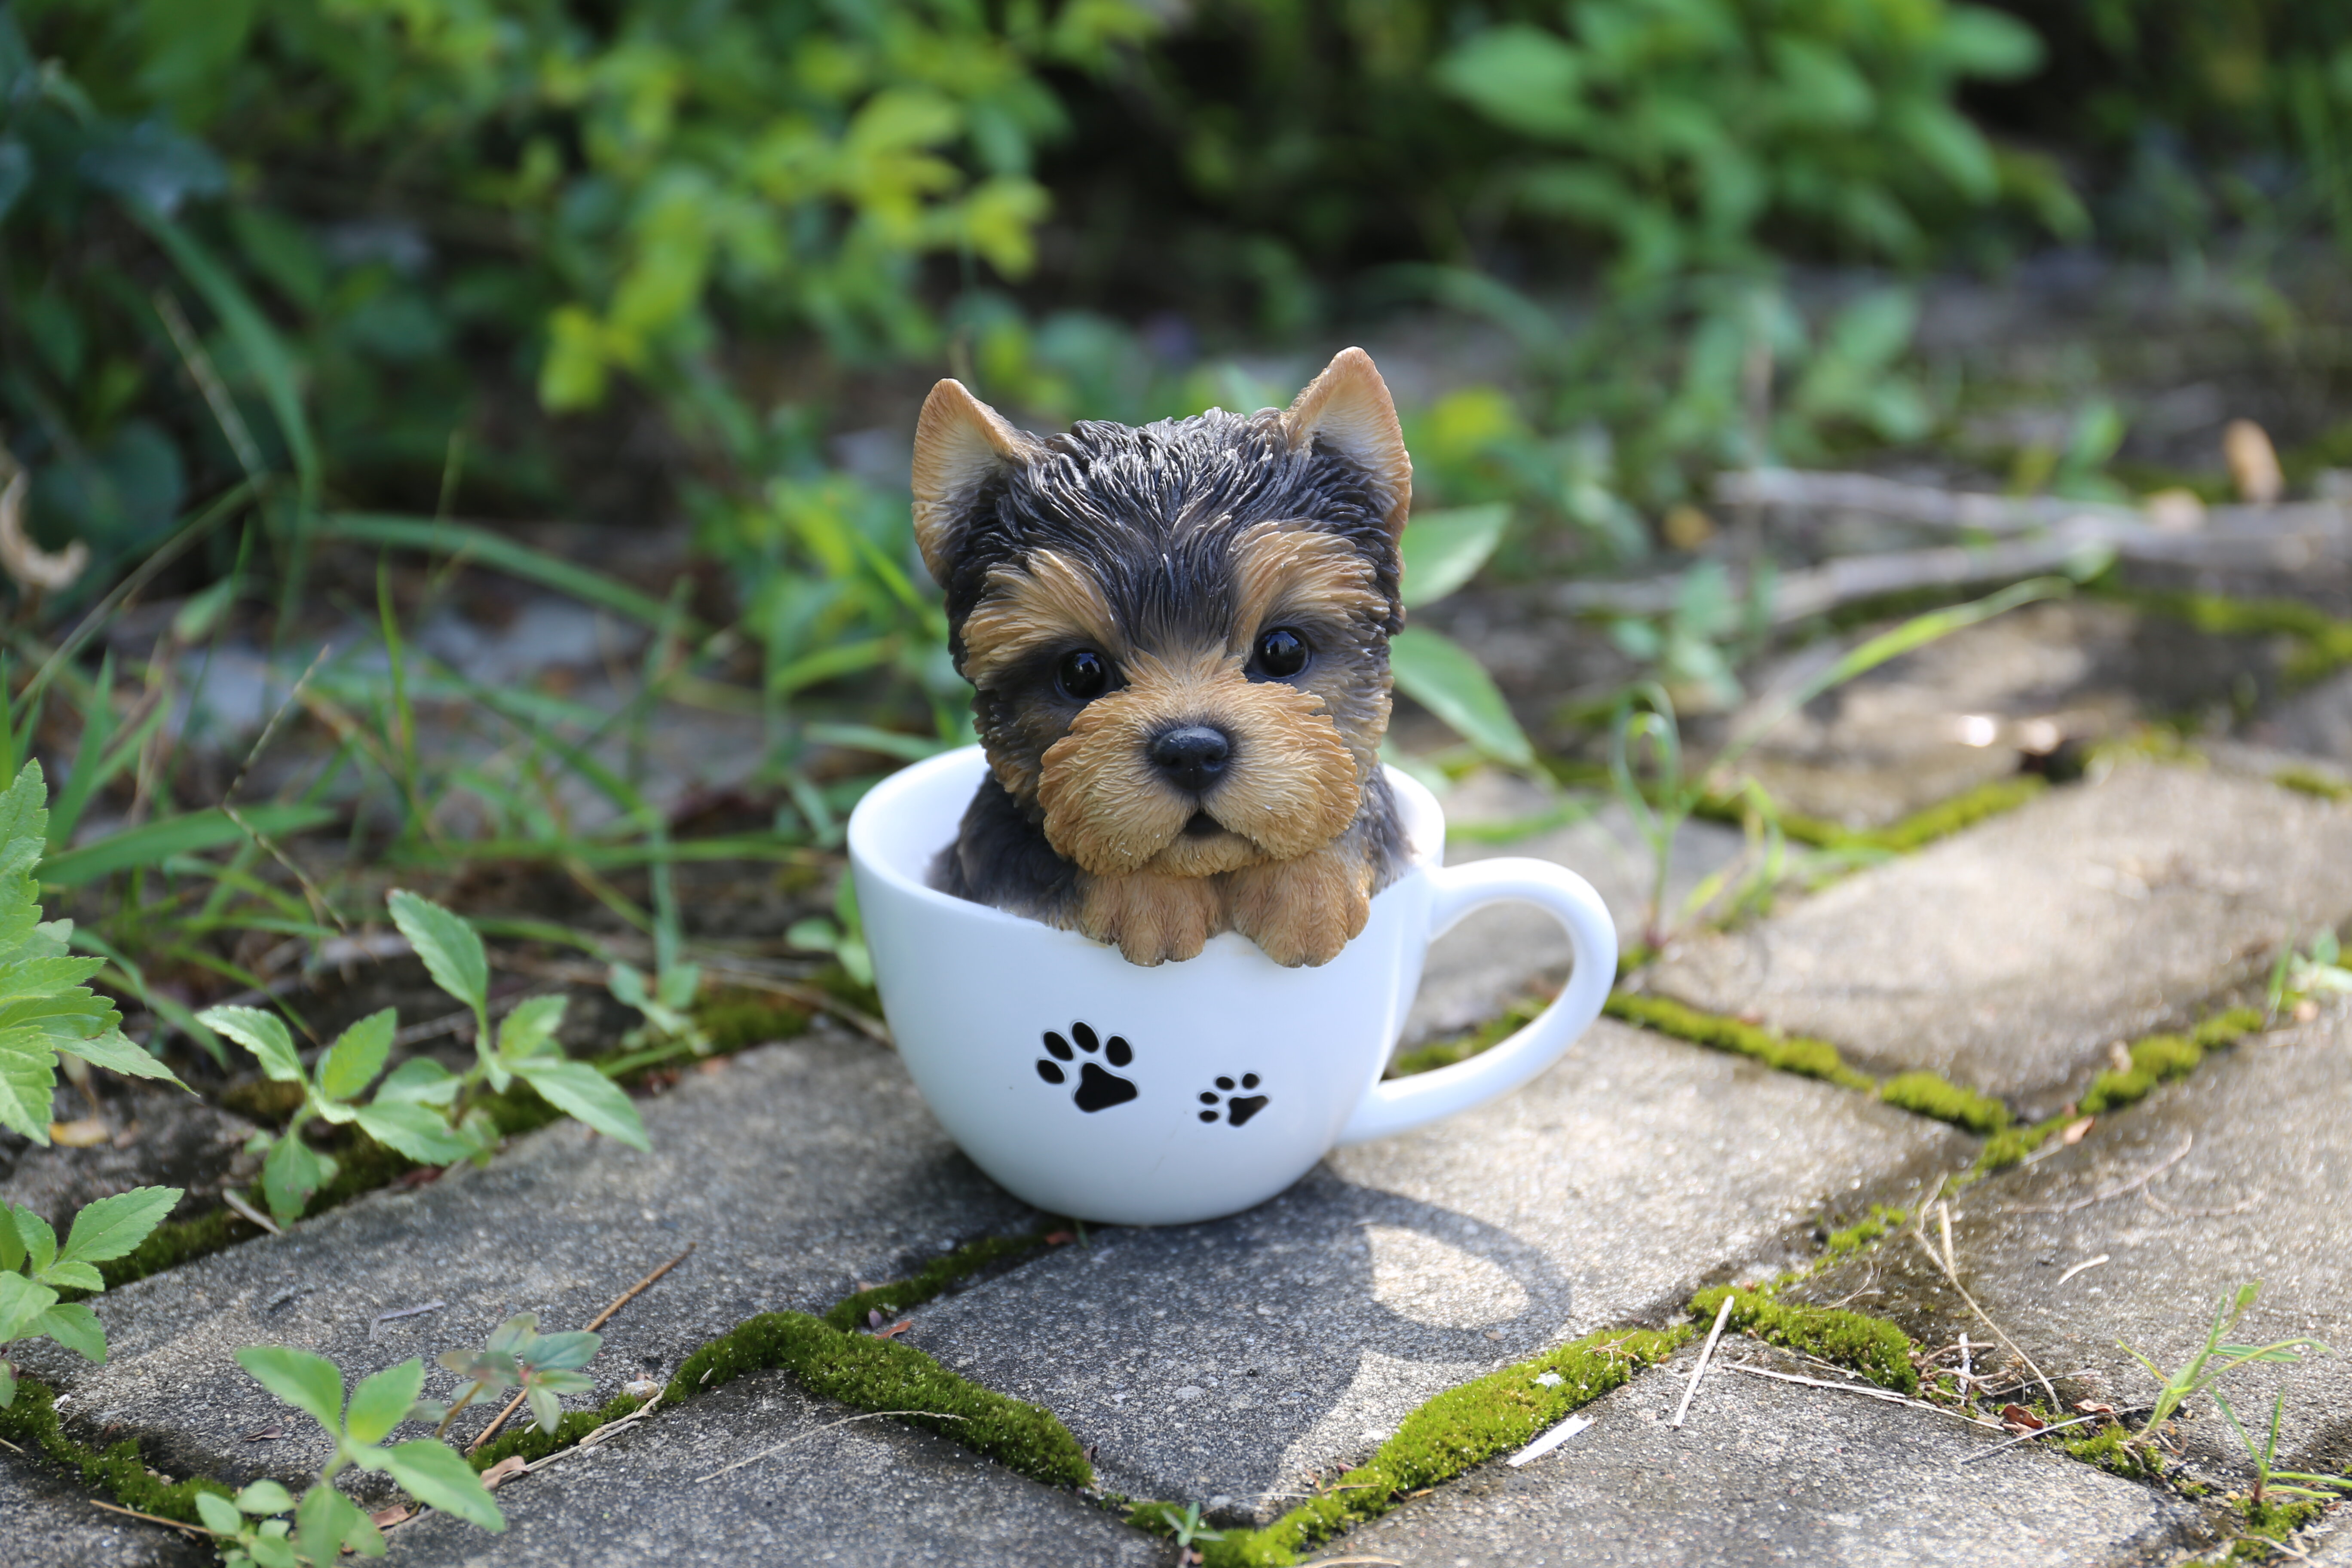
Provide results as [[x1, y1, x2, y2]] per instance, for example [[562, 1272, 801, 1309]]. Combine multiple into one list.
[[846, 745, 1445, 931]]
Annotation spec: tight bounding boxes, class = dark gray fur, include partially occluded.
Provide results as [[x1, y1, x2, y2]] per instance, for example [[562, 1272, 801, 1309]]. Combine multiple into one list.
[[928, 406, 1409, 924]]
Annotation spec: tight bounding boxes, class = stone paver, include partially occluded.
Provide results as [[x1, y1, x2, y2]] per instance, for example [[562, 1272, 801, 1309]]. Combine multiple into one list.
[[902, 1019, 1971, 1521], [0, 1449, 207, 1568], [1330, 1343, 2208, 1567], [1799, 1008, 2352, 1486], [1403, 773, 1743, 1047], [393, 1369, 1164, 1567], [1646, 762, 2352, 1114], [0, 1074, 257, 1231], [18, 1026, 1036, 1494]]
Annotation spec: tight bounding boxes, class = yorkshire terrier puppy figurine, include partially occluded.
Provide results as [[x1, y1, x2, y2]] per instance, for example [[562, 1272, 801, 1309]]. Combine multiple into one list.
[[915, 347, 1414, 968]]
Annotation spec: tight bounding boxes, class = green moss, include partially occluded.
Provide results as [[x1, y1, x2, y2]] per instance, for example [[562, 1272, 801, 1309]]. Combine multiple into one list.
[[470, 1390, 649, 1470], [2193, 1008, 2264, 1049], [2275, 766, 2352, 803], [2058, 1420, 2159, 1479], [1203, 1326, 1687, 1566], [1687, 1286, 1918, 1394], [2116, 586, 2352, 683], [1387, 998, 1542, 1079], [694, 990, 812, 1052], [2081, 1032, 2199, 1113], [665, 1310, 1091, 1488], [0, 1377, 234, 1525], [1604, 991, 1875, 1091], [821, 1231, 1054, 1333], [1974, 1118, 2061, 1176], [1877, 1072, 2010, 1133], [1823, 1205, 1908, 1258]]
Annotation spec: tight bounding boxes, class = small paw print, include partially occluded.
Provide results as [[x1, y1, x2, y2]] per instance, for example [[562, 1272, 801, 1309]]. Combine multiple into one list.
[[1036, 1022, 1138, 1112], [1197, 1073, 1268, 1127]]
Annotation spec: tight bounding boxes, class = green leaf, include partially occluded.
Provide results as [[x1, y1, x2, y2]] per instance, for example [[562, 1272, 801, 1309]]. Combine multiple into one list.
[[372, 1058, 460, 1106], [31, 1302, 105, 1361], [1387, 626, 1535, 768], [292, 1483, 360, 1568], [352, 1102, 474, 1164], [0, 1360, 13, 1408], [0, 1038, 53, 1145], [37, 805, 335, 887], [1433, 25, 1585, 141], [196, 1492, 245, 1535], [0, 1207, 20, 1271], [377, 1440, 505, 1530], [496, 995, 567, 1060], [606, 962, 649, 1010], [528, 1366, 594, 1394], [345, 1358, 423, 1446], [236, 1346, 346, 1435], [34, 1261, 102, 1292], [521, 1329, 600, 1373], [387, 891, 487, 1015], [511, 1058, 651, 1151], [53, 1028, 183, 1084], [260, 1136, 332, 1226], [0, 1272, 60, 1344], [199, 1006, 303, 1083], [1400, 503, 1511, 609], [11, 1207, 55, 1275], [317, 1010, 395, 1103], [59, 1185, 183, 1265], [236, 1480, 296, 1516], [250, 1528, 299, 1568], [486, 1314, 539, 1356]]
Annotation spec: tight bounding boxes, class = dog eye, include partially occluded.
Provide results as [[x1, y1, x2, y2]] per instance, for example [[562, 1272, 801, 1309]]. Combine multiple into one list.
[[1253, 627, 1311, 678], [1056, 649, 1112, 701]]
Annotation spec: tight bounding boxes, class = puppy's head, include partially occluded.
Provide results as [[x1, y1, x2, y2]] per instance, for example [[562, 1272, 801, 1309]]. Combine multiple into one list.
[[913, 348, 1412, 880]]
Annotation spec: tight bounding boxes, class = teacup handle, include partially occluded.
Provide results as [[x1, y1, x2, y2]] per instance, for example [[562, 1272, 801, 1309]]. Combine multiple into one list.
[[1336, 857, 1617, 1145]]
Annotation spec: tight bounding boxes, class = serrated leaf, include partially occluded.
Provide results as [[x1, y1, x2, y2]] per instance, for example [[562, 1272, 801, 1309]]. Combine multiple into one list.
[[35, 1260, 102, 1292], [261, 1136, 331, 1227], [521, 1329, 600, 1373], [236, 1480, 296, 1516], [353, 1102, 473, 1164], [378, 1440, 505, 1530], [196, 1492, 245, 1535], [0, 1272, 60, 1344], [236, 1346, 346, 1435], [496, 995, 567, 1061], [372, 1057, 460, 1106], [387, 891, 487, 1014], [509, 1058, 650, 1151], [293, 1483, 359, 1568], [200, 1006, 303, 1083], [32, 1302, 105, 1361], [318, 1010, 395, 1103], [0, 763, 49, 885], [11, 1207, 55, 1275], [345, 1358, 423, 1446], [0, 1032, 56, 1144], [58, 1185, 182, 1266], [54, 1027, 183, 1084]]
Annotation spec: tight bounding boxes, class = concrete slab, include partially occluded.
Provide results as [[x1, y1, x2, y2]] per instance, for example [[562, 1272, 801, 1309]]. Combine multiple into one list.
[[1645, 762, 2352, 1114], [1797, 1008, 2352, 1486], [900, 1019, 1972, 1521], [1404, 773, 1743, 1048], [0, 1073, 257, 1234], [0, 1449, 208, 1568], [391, 1368, 1164, 1568], [1328, 1343, 2207, 1567], [17, 1026, 1037, 1496]]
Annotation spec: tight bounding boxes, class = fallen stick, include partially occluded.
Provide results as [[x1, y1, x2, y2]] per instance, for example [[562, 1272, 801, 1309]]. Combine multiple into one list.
[[1910, 1206, 2060, 1411], [219, 1190, 282, 1237], [1955, 1409, 2123, 1466], [1719, 1363, 2003, 1429], [1671, 1294, 1736, 1429], [467, 1243, 695, 1453], [87, 1498, 215, 1537]]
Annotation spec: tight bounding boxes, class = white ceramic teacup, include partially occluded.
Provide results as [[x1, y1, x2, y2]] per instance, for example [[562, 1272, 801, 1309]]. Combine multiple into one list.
[[848, 747, 1616, 1225]]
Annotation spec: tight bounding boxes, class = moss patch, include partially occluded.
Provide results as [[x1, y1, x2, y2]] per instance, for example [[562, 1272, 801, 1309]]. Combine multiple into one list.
[[2058, 1420, 2160, 1480], [1387, 998, 1543, 1079], [1822, 1204, 1908, 1259], [1604, 992, 1875, 1090], [1877, 1072, 2010, 1133], [822, 1231, 1055, 1333], [2079, 1008, 2261, 1114], [1688, 1286, 1918, 1394], [664, 1310, 1090, 1488], [1711, 775, 2048, 854], [1202, 1326, 1687, 1566], [694, 989, 812, 1052], [2274, 766, 2352, 803], [0, 1377, 233, 1525], [2117, 586, 2352, 683]]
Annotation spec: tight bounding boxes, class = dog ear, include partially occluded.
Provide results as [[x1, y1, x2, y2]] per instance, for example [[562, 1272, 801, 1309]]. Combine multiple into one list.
[[912, 378, 1038, 585], [1281, 347, 1412, 537]]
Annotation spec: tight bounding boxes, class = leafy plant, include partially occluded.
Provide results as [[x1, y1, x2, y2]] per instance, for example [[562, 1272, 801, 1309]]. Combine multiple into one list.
[[198, 889, 649, 1227], [0, 760, 185, 1142], [233, 1345, 505, 1562], [1136, 1500, 1228, 1562], [786, 875, 874, 989], [432, 1313, 603, 1440], [2211, 1384, 2352, 1513], [194, 1480, 303, 1568], [2121, 1282, 2332, 1438], [0, 1186, 181, 1405], [2265, 928, 2352, 1017]]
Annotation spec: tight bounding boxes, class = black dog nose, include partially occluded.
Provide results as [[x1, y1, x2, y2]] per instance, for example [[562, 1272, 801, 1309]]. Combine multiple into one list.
[[1149, 725, 1232, 792]]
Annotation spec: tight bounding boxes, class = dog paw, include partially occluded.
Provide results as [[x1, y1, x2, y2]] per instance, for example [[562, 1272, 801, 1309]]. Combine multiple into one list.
[[1078, 872, 1222, 966], [1224, 850, 1369, 967], [1196, 1072, 1269, 1127], [1036, 1021, 1139, 1112]]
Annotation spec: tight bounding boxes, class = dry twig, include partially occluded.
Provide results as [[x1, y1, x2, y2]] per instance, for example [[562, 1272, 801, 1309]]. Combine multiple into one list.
[[1671, 1294, 1736, 1429], [467, 1243, 695, 1453]]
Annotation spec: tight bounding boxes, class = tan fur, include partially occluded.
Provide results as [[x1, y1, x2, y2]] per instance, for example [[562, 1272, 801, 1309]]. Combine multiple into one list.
[[1035, 649, 1358, 878], [959, 551, 1124, 690], [1223, 840, 1375, 968], [1074, 869, 1223, 966], [1280, 348, 1413, 537], [911, 379, 1037, 583], [1227, 521, 1387, 652]]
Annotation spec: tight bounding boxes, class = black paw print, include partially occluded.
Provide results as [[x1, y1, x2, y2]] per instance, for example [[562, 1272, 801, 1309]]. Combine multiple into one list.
[[1036, 1022, 1138, 1112], [1198, 1074, 1268, 1127]]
